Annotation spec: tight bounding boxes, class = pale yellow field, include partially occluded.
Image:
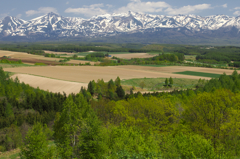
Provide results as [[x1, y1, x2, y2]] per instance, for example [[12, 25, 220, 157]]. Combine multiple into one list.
[[5, 65, 235, 95], [110, 53, 157, 59], [0, 50, 96, 65], [66, 60, 99, 65], [4, 66, 217, 84], [44, 50, 75, 55], [11, 74, 88, 95], [0, 50, 62, 61]]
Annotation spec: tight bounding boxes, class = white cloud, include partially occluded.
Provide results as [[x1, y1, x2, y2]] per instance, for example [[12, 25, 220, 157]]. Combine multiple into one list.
[[233, 11, 240, 15], [65, 3, 108, 17], [106, 4, 113, 8], [222, 4, 227, 8], [26, 7, 58, 17], [0, 13, 9, 20], [165, 4, 212, 15], [116, 0, 170, 13], [234, 7, 240, 10], [66, 1, 69, 5], [16, 14, 22, 19]]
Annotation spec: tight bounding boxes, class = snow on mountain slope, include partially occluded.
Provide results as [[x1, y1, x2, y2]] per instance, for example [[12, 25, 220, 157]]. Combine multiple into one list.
[[1, 11, 240, 38]]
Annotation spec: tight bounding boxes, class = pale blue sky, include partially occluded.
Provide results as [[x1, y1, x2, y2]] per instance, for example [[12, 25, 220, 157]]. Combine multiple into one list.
[[1, 0, 240, 20]]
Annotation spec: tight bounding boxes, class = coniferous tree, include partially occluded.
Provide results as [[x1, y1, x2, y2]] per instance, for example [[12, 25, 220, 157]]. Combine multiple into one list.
[[115, 76, 121, 86], [165, 78, 169, 87], [169, 77, 173, 85], [88, 81, 94, 95], [116, 85, 125, 98]]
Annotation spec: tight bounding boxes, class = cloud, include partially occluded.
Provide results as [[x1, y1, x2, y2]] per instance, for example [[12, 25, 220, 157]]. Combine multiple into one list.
[[165, 4, 212, 15], [66, 1, 69, 5], [26, 7, 58, 17], [0, 13, 9, 20], [116, 0, 170, 13], [65, 3, 108, 17], [222, 4, 227, 8], [233, 11, 240, 16], [234, 7, 240, 10], [16, 14, 22, 19], [106, 4, 113, 8]]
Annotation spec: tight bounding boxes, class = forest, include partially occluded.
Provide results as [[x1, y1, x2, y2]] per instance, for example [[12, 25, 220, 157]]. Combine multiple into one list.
[[0, 65, 240, 158]]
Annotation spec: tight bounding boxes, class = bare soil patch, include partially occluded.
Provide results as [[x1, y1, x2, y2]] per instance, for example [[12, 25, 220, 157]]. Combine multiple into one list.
[[11, 74, 88, 95], [110, 53, 157, 59]]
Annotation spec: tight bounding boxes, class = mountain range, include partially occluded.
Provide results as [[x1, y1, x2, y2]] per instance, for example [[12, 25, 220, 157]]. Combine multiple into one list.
[[1, 11, 240, 44]]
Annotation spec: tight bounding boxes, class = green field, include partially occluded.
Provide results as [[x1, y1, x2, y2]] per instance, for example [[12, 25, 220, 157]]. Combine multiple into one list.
[[174, 71, 221, 78], [121, 78, 199, 91], [0, 63, 33, 68], [139, 64, 168, 67], [185, 55, 196, 61], [77, 52, 137, 56]]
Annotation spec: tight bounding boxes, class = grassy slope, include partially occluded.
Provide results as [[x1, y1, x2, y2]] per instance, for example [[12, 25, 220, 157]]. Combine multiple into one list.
[[0, 149, 20, 159], [121, 78, 199, 91], [0, 63, 33, 68]]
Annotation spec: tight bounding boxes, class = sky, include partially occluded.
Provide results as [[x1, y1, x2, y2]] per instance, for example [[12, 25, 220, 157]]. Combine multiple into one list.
[[1, 0, 240, 20]]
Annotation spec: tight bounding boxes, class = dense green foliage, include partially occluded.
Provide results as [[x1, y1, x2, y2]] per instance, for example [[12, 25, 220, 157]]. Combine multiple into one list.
[[2, 69, 240, 158], [0, 67, 68, 152], [0, 59, 23, 64], [0, 43, 148, 55]]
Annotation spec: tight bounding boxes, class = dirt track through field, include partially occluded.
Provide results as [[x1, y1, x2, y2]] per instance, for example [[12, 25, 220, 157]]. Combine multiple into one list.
[[11, 74, 88, 95]]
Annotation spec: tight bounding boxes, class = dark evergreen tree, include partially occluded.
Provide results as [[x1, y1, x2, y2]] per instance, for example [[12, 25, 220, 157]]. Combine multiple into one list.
[[169, 77, 173, 85], [116, 86, 125, 99], [165, 78, 169, 87]]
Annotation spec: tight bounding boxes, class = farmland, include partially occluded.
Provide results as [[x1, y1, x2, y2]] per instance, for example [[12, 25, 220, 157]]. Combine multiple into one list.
[[110, 53, 157, 59], [5, 64, 236, 94], [174, 71, 222, 78], [4, 66, 217, 84], [121, 78, 199, 91], [11, 74, 88, 95], [2, 43, 240, 158], [0, 50, 96, 65]]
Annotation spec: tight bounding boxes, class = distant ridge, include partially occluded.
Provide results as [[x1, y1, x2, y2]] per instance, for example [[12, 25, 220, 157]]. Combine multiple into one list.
[[1, 11, 240, 44]]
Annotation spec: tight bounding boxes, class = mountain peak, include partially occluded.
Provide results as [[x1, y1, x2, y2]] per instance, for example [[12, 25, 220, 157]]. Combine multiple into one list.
[[47, 12, 60, 17], [0, 12, 240, 41]]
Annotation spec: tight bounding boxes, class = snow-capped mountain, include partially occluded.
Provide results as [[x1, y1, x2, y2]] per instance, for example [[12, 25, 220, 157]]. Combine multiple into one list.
[[1, 11, 240, 42]]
